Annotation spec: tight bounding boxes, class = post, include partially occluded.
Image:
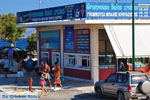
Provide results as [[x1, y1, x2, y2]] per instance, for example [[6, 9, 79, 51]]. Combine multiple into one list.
[[90, 25, 99, 84], [60, 26, 64, 75], [132, 0, 135, 71]]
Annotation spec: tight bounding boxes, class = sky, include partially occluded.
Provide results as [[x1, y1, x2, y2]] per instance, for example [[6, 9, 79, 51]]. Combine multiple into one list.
[[0, 0, 97, 15], [0, 0, 149, 15]]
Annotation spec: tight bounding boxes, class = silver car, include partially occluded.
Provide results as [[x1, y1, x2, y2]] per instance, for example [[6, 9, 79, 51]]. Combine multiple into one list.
[[95, 71, 150, 100]]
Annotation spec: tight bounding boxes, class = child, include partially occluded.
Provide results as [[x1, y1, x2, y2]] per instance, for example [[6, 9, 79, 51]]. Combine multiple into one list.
[[39, 72, 48, 97], [53, 62, 63, 90]]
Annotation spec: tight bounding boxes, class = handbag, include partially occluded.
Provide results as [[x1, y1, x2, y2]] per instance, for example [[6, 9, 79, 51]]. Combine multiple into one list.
[[60, 76, 64, 83]]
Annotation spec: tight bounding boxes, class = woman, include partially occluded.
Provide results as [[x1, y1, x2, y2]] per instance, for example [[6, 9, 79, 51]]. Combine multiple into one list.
[[53, 62, 63, 90], [39, 72, 48, 97]]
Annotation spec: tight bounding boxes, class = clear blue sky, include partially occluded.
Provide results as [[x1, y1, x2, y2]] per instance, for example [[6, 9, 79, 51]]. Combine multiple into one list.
[[1, 0, 149, 15], [0, 0, 100, 15]]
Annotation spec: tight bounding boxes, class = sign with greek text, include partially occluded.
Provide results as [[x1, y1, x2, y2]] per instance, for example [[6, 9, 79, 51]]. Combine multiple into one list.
[[86, 3, 150, 19]]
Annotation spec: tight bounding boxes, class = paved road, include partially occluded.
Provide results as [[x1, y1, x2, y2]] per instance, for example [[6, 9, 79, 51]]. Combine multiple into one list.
[[39, 89, 116, 100]]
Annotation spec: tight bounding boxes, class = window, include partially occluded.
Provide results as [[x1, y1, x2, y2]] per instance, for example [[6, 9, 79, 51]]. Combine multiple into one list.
[[68, 55, 76, 67], [107, 74, 117, 82], [81, 56, 90, 68], [99, 55, 115, 65], [118, 74, 127, 83], [131, 75, 148, 84], [98, 29, 116, 66]]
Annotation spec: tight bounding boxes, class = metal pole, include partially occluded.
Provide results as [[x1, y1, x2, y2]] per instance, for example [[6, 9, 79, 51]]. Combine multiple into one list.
[[132, 0, 135, 71]]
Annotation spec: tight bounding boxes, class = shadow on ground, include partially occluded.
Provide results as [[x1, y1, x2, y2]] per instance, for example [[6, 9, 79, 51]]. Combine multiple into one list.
[[71, 92, 116, 100]]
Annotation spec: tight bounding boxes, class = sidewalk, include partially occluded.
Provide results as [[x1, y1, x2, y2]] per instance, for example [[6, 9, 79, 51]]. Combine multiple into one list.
[[0, 74, 94, 95]]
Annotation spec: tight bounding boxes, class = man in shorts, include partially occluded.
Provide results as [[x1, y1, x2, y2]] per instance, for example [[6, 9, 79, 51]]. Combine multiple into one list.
[[14, 59, 26, 83]]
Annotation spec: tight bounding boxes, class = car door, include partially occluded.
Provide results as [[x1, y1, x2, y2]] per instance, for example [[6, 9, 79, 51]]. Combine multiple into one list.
[[102, 73, 117, 95]]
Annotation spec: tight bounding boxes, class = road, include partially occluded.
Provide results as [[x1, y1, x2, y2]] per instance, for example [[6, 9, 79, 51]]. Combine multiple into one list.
[[39, 88, 116, 100]]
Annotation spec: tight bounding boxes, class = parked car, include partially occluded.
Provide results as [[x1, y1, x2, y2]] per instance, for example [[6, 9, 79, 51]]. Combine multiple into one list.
[[0, 46, 27, 60], [0, 59, 18, 72], [94, 71, 150, 100]]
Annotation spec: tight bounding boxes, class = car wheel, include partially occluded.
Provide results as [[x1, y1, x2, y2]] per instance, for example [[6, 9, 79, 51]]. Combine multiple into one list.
[[117, 92, 125, 100], [95, 87, 103, 98]]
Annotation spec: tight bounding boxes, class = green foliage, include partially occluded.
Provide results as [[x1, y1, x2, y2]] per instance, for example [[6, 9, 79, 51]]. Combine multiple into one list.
[[27, 33, 37, 51], [0, 13, 26, 43]]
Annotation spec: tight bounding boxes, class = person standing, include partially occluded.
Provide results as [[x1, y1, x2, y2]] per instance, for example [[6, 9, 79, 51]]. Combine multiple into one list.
[[39, 72, 48, 98], [14, 59, 26, 83], [53, 62, 63, 90], [8, 47, 14, 67], [40, 61, 52, 88], [26, 56, 33, 75]]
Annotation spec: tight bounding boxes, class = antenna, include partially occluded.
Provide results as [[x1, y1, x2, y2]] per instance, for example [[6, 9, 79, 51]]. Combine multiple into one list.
[[38, 0, 42, 9]]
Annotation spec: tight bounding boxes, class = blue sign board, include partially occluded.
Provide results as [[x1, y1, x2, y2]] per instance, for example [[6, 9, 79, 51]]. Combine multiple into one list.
[[86, 3, 150, 19], [17, 3, 86, 23], [17, 2, 150, 23], [64, 26, 74, 51]]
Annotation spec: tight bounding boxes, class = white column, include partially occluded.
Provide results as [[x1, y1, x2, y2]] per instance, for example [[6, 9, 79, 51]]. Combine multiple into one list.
[[90, 25, 99, 84], [60, 26, 64, 75], [36, 29, 40, 68]]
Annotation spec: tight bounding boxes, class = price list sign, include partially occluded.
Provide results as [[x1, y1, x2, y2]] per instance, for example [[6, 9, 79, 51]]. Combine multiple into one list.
[[75, 29, 90, 53], [138, 4, 150, 18], [64, 26, 74, 52]]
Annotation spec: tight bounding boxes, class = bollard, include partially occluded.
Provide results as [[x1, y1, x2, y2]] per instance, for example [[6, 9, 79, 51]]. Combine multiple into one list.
[[29, 77, 33, 91]]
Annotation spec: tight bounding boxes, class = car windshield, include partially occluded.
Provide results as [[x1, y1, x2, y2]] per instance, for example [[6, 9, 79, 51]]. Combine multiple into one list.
[[131, 75, 149, 84]]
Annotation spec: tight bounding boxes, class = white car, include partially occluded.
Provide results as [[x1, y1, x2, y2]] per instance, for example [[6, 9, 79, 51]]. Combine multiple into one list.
[[0, 59, 18, 72]]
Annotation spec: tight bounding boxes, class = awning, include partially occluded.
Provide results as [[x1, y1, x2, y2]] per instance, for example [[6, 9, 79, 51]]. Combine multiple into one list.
[[104, 25, 150, 58]]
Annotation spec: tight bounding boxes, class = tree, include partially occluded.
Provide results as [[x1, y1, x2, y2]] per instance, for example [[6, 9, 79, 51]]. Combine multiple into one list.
[[27, 33, 37, 51], [0, 13, 26, 43]]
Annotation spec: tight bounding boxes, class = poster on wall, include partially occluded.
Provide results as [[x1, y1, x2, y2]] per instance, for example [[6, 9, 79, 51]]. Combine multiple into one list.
[[40, 30, 60, 51], [75, 29, 90, 53], [64, 26, 74, 52]]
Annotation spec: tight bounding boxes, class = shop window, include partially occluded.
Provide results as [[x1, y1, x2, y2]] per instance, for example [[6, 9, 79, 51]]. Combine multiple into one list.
[[68, 55, 76, 67], [52, 52, 60, 66], [64, 53, 90, 70], [81, 56, 90, 68], [99, 55, 115, 65], [98, 29, 116, 69]]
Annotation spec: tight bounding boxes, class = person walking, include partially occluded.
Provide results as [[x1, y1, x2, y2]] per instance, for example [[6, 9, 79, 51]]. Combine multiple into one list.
[[39, 72, 48, 98], [40, 61, 52, 88], [53, 62, 63, 90], [14, 59, 26, 83]]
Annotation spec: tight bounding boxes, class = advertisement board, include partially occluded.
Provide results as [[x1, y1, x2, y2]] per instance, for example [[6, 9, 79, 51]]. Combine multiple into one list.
[[17, 3, 86, 23], [75, 29, 90, 53], [86, 3, 150, 19], [64, 26, 74, 52]]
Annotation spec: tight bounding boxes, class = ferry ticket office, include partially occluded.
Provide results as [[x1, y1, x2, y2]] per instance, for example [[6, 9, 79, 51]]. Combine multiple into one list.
[[17, 2, 150, 83]]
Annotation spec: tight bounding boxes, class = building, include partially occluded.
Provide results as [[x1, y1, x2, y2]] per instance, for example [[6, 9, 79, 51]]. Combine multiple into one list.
[[17, 1, 150, 83]]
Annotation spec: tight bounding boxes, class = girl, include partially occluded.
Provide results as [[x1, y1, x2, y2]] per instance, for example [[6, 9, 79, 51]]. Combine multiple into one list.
[[53, 62, 63, 90], [39, 72, 48, 97]]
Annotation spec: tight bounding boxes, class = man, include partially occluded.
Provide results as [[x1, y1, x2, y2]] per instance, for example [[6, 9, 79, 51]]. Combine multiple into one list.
[[40, 61, 52, 88], [26, 56, 33, 75]]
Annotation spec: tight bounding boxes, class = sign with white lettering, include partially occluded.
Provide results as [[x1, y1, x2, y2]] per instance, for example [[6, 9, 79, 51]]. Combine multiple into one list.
[[86, 3, 150, 19], [17, 2, 150, 23], [17, 3, 86, 23]]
